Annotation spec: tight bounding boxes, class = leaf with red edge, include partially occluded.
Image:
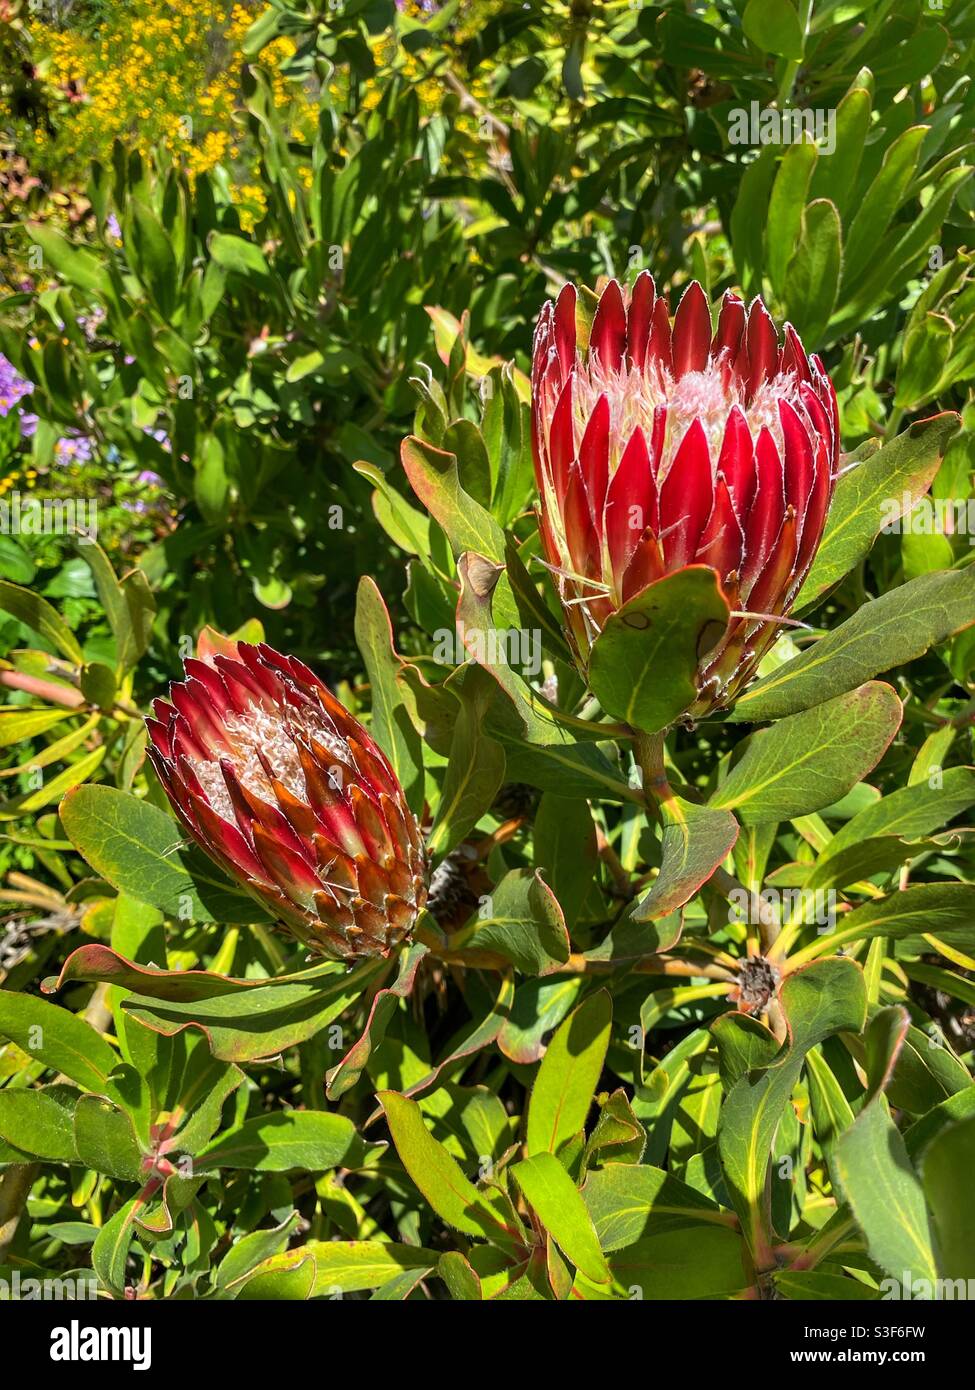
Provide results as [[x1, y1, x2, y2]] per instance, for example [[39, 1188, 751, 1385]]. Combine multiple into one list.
[[630, 796, 739, 922], [326, 943, 429, 1100], [41, 943, 345, 1002]]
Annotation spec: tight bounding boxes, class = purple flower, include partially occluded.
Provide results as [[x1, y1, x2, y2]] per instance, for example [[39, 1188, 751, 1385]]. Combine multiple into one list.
[[106, 214, 122, 241], [142, 427, 171, 452], [54, 434, 94, 466], [137, 470, 163, 487], [19, 412, 38, 438], [0, 354, 33, 417]]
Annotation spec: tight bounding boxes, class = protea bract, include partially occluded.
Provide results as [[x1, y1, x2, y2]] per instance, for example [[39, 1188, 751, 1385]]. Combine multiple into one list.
[[146, 640, 426, 960], [531, 274, 840, 716]]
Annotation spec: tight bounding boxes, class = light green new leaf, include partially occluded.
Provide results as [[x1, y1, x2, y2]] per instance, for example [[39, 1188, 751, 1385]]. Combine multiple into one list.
[[512, 1153, 611, 1285], [785, 198, 841, 344], [379, 1091, 516, 1244], [526, 990, 612, 1155], [0, 578, 83, 664], [766, 140, 817, 296]]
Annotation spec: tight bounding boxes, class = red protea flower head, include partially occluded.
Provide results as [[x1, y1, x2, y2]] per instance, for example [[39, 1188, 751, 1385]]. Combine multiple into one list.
[[531, 274, 840, 716], [146, 640, 427, 961]]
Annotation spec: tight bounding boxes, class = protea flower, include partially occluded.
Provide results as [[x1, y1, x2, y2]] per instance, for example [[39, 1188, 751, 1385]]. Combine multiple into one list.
[[531, 274, 839, 716], [145, 640, 427, 960]]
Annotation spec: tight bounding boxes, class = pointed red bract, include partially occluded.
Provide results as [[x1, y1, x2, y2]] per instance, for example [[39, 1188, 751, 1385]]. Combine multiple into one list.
[[531, 276, 840, 715], [145, 641, 427, 960]]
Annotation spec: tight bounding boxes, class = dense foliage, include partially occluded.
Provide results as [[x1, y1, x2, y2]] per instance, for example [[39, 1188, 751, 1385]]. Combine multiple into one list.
[[0, 0, 974, 1303]]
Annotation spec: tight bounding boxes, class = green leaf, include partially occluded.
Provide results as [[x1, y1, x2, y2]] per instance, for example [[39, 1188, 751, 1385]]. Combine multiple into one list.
[[325, 943, 429, 1100], [525, 990, 612, 1156], [804, 1045, 855, 1180], [286, 1240, 439, 1295], [459, 868, 570, 975], [841, 127, 927, 293], [785, 198, 841, 343], [427, 670, 505, 857], [717, 958, 866, 1258], [0, 1085, 79, 1162], [497, 978, 583, 1065], [533, 793, 597, 933], [742, 569, 974, 721], [742, 0, 804, 59], [26, 222, 111, 298], [73, 1096, 143, 1181], [79, 542, 155, 671], [60, 784, 272, 924], [791, 883, 975, 965], [766, 140, 818, 297], [0, 578, 83, 664], [91, 1198, 139, 1297], [400, 436, 505, 562], [582, 1163, 731, 1249], [0, 707, 73, 747], [834, 1007, 939, 1289], [0, 990, 118, 1093], [196, 1111, 361, 1172], [921, 1115, 975, 1280], [234, 1251, 317, 1300], [630, 794, 739, 920], [208, 232, 271, 279], [713, 683, 901, 824], [773, 1270, 879, 1300], [817, 766, 975, 863], [42, 942, 338, 1002], [606, 1224, 749, 1299], [379, 1091, 516, 1243], [795, 415, 959, 611], [214, 1212, 303, 1291], [512, 1153, 611, 1284], [895, 312, 954, 411], [120, 960, 381, 1063], [354, 577, 424, 815], [587, 567, 730, 733]]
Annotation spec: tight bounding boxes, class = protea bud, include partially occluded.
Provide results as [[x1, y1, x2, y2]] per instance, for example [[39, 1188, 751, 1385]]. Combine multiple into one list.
[[145, 641, 427, 961], [531, 274, 840, 715]]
